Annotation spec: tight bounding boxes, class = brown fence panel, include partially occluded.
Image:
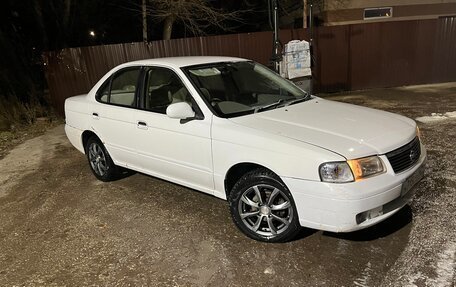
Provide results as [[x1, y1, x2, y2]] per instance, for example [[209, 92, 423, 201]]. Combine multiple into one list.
[[314, 25, 350, 92], [44, 48, 91, 114], [43, 19, 456, 115], [349, 20, 437, 90], [410, 19, 438, 84], [238, 31, 274, 64], [433, 16, 456, 83]]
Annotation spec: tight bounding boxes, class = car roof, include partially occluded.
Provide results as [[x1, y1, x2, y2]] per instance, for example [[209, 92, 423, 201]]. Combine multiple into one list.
[[121, 56, 248, 69]]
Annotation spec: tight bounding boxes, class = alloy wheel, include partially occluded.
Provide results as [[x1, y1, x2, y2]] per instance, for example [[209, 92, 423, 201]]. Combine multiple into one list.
[[238, 184, 293, 237], [88, 142, 108, 176]]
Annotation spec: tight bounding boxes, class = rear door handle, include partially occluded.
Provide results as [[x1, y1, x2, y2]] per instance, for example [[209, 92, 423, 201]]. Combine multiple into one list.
[[137, 121, 148, 130], [92, 112, 99, 119]]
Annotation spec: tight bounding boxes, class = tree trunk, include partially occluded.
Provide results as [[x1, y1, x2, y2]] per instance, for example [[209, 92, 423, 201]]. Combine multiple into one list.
[[142, 0, 148, 42], [63, 0, 71, 30], [163, 15, 175, 40], [63, 0, 72, 45], [303, 0, 308, 28], [33, 0, 49, 50]]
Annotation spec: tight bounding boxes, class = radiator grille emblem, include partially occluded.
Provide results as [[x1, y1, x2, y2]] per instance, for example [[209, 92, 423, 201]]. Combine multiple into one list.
[[410, 149, 418, 162]]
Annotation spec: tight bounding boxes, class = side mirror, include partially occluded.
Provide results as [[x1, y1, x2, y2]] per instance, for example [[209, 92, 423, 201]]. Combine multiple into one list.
[[166, 102, 195, 120]]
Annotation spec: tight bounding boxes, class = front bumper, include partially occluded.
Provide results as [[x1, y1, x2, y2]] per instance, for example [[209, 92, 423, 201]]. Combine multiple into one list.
[[282, 144, 427, 233]]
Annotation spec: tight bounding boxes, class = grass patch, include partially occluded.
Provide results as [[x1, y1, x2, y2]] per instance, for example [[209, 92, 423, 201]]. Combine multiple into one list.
[[0, 117, 62, 160]]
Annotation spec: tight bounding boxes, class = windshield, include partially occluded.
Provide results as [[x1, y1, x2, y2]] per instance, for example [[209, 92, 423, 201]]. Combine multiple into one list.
[[183, 61, 309, 118]]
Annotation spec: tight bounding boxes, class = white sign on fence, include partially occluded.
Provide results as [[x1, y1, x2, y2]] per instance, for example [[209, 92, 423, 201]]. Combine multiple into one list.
[[281, 40, 311, 79]]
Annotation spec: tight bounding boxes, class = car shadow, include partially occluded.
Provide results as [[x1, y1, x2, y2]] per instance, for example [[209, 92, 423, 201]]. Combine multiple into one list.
[[322, 205, 413, 241], [113, 168, 137, 181], [292, 228, 319, 241]]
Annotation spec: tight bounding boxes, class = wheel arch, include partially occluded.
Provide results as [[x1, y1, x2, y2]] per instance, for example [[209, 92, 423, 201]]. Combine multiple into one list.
[[81, 130, 100, 153], [224, 162, 281, 199]]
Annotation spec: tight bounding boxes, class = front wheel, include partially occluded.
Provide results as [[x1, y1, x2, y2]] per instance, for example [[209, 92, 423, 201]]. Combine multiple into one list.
[[85, 136, 119, 181], [229, 168, 300, 242]]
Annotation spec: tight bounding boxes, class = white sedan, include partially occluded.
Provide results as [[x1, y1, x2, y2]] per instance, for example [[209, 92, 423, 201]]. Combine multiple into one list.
[[64, 56, 426, 242]]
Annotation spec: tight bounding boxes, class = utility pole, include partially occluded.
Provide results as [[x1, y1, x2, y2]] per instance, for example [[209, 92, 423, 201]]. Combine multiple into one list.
[[142, 0, 148, 42], [309, 2, 314, 94], [309, 3, 314, 42], [269, 0, 281, 73]]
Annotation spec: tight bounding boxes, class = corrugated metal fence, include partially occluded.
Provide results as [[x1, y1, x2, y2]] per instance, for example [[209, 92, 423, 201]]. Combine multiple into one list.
[[44, 18, 456, 115]]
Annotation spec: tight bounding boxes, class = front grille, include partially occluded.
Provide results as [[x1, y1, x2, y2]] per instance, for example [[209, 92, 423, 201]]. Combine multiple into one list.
[[386, 137, 421, 173]]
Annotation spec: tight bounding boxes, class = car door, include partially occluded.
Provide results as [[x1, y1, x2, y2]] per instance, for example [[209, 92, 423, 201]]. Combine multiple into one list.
[[133, 66, 214, 193], [90, 66, 142, 167]]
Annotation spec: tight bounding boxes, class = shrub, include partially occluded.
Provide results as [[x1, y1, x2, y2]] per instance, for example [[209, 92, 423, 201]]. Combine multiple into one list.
[[0, 94, 48, 130]]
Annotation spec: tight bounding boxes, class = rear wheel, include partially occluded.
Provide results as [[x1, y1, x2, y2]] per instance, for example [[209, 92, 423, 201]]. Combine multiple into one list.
[[85, 136, 118, 181], [229, 168, 300, 242]]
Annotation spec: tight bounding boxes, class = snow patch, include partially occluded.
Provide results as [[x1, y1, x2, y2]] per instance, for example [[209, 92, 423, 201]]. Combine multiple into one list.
[[263, 267, 275, 275], [431, 242, 456, 287], [353, 261, 372, 287], [406, 242, 456, 286], [416, 111, 456, 123], [405, 271, 426, 287]]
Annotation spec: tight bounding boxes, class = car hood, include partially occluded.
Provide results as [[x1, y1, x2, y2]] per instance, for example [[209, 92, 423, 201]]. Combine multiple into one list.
[[229, 98, 416, 159]]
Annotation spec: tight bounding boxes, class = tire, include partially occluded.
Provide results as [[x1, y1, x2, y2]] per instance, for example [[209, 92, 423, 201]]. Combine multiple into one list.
[[229, 168, 300, 243], [85, 136, 119, 182]]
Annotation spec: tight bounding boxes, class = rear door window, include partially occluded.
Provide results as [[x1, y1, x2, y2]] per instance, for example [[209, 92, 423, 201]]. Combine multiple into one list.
[[96, 67, 141, 108]]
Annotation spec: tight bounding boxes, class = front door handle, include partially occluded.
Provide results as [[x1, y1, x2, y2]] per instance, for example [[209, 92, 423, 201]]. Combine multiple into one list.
[[137, 121, 148, 130], [92, 112, 99, 119]]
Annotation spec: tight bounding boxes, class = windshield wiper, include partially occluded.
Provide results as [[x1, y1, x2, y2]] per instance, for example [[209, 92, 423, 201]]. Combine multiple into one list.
[[284, 93, 312, 106], [254, 99, 286, 113], [253, 92, 311, 114]]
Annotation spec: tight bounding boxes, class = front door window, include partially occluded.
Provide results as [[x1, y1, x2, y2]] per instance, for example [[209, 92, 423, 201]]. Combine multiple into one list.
[[145, 68, 192, 113]]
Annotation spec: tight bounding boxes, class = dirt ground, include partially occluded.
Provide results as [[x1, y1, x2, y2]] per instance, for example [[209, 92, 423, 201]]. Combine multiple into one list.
[[0, 83, 455, 286], [0, 118, 62, 160]]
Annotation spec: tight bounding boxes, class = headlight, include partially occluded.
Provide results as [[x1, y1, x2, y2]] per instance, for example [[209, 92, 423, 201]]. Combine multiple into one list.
[[319, 162, 354, 183], [320, 156, 385, 183], [347, 156, 385, 181]]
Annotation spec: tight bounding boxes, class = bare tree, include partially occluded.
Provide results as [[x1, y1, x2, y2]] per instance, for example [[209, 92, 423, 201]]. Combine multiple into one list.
[[303, 0, 308, 28], [32, 0, 49, 50], [144, 0, 245, 40], [62, 0, 72, 35], [142, 0, 147, 42]]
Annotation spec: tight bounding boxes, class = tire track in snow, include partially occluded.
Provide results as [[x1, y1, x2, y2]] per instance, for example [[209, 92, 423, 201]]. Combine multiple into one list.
[[353, 261, 373, 287]]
